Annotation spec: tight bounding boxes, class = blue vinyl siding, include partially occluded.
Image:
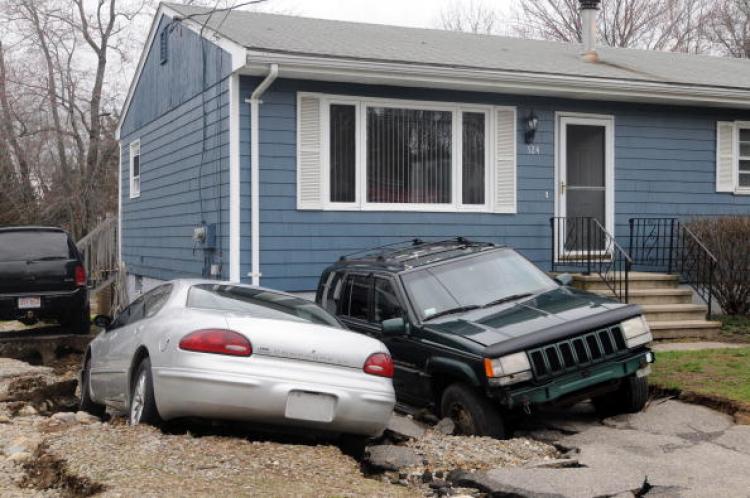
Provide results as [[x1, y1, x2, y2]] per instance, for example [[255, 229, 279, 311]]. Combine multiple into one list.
[[120, 14, 231, 281], [243, 77, 750, 292]]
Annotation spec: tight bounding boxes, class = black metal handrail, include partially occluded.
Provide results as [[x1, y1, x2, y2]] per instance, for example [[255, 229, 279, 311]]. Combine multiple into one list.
[[550, 217, 632, 303], [629, 218, 717, 317]]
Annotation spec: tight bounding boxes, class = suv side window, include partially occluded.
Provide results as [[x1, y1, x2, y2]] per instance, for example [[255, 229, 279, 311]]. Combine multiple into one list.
[[145, 284, 173, 318], [374, 278, 403, 323], [321, 271, 344, 315], [342, 273, 371, 320]]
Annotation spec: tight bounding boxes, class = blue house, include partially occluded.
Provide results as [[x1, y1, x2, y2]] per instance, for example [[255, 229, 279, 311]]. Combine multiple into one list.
[[116, 2, 750, 303]]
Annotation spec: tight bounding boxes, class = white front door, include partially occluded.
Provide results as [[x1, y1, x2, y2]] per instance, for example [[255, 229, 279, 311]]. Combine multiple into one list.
[[556, 113, 615, 253]]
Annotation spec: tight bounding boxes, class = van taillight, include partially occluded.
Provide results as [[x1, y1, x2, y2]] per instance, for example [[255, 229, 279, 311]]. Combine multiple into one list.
[[74, 265, 86, 287], [363, 353, 394, 378], [179, 329, 252, 357]]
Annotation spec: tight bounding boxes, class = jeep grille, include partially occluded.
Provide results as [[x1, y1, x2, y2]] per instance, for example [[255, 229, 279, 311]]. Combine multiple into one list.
[[527, 326, 627, 380]]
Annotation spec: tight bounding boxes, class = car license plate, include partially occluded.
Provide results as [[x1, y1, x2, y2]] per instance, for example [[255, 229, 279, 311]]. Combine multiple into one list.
[[285, 391, 336, 423], [18, 297, 41, 309]]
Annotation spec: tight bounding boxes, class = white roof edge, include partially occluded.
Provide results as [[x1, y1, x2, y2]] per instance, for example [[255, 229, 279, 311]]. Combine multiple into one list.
[[242, 51, 750, 110], [115, 4, 247, 140]]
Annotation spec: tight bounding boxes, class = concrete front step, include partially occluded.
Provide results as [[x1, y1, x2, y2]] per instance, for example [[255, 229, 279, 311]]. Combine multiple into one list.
[[591, 288, 694, 305], [641, 304, 708, 322], [572, 272, 680, 291], [649, 320, 722, 340]]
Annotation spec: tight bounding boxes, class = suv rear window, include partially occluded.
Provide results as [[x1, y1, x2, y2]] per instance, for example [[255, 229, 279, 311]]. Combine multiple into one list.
[[188, 284, 342, 328], [0, 231, 73, 262]]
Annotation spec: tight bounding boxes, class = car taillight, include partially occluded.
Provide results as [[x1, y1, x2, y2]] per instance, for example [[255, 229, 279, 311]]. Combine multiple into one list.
[[363, 353, 394, 378], [74, 265, 86, 287], [179, 329, 252, 357]]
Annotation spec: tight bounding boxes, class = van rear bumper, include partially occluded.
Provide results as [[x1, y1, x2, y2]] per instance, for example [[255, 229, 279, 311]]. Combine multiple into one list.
[[0, 288, 87, 321]]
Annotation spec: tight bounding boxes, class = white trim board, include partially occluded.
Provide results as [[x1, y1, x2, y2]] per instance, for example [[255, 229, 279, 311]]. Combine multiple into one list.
[[228, 73, 241, 282]]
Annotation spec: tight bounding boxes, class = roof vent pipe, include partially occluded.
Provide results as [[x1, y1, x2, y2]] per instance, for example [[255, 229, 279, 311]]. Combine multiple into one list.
[[580, 0, 601, 62]]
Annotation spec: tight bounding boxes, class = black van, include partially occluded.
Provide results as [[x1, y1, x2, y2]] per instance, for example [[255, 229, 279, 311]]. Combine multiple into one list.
[[0, 227, 90, 333]]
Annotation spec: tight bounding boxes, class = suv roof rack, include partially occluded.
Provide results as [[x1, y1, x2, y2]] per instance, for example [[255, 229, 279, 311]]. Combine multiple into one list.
[[338, 237, 499, 270]]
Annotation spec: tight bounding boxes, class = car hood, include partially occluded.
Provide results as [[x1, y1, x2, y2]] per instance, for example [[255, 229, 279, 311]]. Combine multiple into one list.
[[424, 287, 642, 355]]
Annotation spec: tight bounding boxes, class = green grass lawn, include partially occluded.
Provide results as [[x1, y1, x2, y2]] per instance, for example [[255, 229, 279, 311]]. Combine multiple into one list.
[[716, 314, 750, 343], [651, 347, 750, 407]]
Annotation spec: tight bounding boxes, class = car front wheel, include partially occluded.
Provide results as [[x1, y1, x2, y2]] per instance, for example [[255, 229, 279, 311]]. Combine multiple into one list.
[[440, 383, 506, 439], [592, 374, 649, 416], [129, 358, 160, 426]]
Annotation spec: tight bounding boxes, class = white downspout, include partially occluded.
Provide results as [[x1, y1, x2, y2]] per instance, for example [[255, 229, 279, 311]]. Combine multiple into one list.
[[245, 64, 279, 286]]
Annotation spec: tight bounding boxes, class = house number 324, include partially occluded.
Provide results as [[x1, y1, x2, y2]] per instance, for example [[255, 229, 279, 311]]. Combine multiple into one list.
[[527, 144, 541, 155]]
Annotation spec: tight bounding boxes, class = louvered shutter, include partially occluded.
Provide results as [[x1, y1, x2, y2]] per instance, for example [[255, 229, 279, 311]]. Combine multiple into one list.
[[297, 95, 323, 209], [716, 121, 736, 193], [494, 108, 517, 213]]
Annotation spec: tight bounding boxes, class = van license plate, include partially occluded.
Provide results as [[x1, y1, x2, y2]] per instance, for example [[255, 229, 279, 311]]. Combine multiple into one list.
[[285, 391, 335, 423], [18, 297, 41, 309]]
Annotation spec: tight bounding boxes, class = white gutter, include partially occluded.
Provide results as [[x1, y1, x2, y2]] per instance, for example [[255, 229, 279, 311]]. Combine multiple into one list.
[[243, 53, 750, 110], [245, 63, 279, 286]]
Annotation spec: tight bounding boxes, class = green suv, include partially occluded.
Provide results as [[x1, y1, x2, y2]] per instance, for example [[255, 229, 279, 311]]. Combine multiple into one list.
[[315, 238, 654, 438]]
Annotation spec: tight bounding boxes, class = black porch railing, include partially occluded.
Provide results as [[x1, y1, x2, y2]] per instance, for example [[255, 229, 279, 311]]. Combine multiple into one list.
[[629, 218, 717, 317], [550, 217, 632, 303]]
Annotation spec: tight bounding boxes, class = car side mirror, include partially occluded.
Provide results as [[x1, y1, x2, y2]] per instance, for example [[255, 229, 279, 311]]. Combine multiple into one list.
[[382, 317, 407, 336], [93, 315, 112, 330], [555, 273, 573, 286]]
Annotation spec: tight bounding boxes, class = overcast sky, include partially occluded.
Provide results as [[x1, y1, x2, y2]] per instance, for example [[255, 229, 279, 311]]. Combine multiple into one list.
[[255, 0, 517, 31]]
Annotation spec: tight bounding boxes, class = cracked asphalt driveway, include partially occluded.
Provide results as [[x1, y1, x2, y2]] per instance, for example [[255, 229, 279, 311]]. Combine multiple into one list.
[[472, 399, 750, 497]]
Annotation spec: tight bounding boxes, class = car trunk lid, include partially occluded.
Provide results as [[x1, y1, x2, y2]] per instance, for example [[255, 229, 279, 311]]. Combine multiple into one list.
[[225, 315, 381, 370]]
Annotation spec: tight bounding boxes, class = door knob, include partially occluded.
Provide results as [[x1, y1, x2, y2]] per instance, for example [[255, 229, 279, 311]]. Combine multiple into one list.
[[560, 181, 567, 195]]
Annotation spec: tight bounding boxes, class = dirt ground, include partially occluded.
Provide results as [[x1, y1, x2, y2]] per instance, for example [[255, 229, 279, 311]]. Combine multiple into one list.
[[0, 353, 558, 498]]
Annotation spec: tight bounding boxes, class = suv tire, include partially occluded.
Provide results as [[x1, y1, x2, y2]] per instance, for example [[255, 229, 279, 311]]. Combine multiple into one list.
[[440, 383, 506, 439], [592, 375, 649, 416], [129, 358, 161, 426]]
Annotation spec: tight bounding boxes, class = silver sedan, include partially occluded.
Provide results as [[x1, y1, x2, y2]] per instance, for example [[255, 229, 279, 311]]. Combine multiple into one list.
[[80, 280, 396, 437]]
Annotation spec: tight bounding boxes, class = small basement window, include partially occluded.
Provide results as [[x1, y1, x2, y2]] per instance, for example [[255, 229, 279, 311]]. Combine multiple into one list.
[[129, 140, 141, 198]]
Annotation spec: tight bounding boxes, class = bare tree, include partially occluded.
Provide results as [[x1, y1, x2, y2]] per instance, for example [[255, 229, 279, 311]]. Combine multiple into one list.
[[514, 0, 710, 52], [707, 0, 750, 58], [0, 0, 145, 238], [438, 0, 501, 35]]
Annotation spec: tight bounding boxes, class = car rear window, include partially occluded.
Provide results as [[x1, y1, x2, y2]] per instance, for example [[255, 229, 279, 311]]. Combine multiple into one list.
[[187, 284, 343, 328], [0, 230, 73, 262]]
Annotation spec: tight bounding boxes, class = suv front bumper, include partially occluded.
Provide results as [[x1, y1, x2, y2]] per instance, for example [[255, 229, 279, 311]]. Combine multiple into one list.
[[501, 351, 653, 408]]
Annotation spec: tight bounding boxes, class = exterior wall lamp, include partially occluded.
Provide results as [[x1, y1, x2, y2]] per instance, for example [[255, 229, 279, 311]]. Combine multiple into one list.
[[525, 112, 539, 144]]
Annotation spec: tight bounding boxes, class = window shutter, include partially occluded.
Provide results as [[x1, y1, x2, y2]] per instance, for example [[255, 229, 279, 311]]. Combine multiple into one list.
[[494, 108, 517, 213], [716, 121, 736, 193], [297, 95, 323, 209]]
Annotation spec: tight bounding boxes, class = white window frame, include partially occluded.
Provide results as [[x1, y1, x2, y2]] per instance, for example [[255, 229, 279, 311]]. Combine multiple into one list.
[[129, 139, 141, 199], [737, 121, 750, 195], [312, 93, 500, 213]]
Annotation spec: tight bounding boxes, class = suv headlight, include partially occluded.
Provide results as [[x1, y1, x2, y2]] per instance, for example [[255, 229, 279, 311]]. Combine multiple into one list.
[[621, 316, 652, 348], [484, 352, 533, 386]]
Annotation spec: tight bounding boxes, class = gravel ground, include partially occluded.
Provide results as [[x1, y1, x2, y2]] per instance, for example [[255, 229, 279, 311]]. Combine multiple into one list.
[[0, 354, 558, 497], [404, 430, 559, 474]]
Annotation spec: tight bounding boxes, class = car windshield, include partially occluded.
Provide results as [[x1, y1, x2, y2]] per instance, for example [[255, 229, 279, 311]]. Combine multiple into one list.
[[187, 284, 343, 328], [401, 249, 557, 320], [0, 231, 72, 262]]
